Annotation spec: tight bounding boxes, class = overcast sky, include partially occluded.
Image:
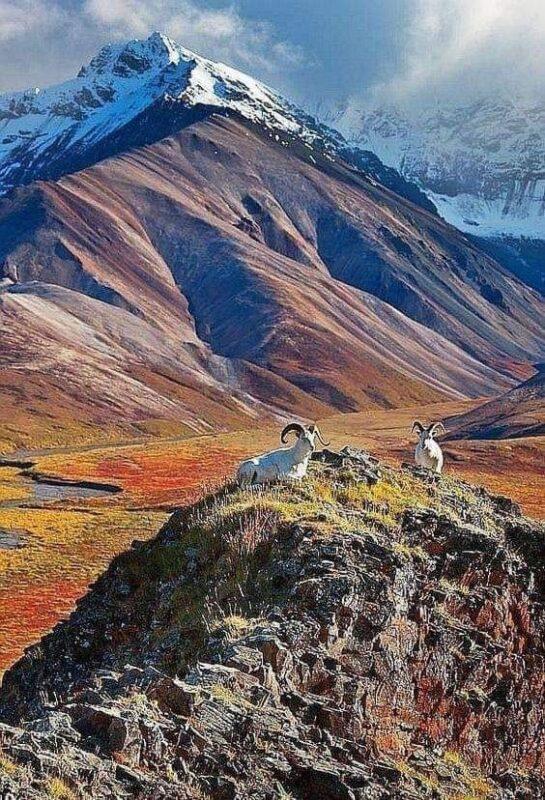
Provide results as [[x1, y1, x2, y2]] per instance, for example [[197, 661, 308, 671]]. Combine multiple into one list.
[[0, 0, 544, 109]]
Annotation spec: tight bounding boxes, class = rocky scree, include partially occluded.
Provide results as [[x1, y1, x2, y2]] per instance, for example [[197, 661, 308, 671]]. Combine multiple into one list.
[[0, 449, 544, 799]]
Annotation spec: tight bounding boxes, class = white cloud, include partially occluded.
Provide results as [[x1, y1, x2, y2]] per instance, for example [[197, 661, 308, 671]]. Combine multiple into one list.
[[0, 0, 61, 41], [2, 0, 542, 113], [0, 0, 305, 92], [83, 0, 304, 74], [377, 0, 545, 105]]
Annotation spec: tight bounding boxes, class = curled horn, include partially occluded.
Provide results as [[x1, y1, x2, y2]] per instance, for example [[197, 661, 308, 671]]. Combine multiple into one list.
[[310, 424, 330, 447], [281, 422, 305, 443], [429, 421, 446, 437], [412, 420, 424, 434]]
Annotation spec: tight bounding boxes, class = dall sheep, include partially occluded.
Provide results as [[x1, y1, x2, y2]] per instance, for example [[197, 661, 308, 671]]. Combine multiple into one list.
[[412, 421, 445, 474], [236, 423, 329, 485]]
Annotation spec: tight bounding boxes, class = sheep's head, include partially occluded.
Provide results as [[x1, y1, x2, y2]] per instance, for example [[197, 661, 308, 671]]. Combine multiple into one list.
[[412, 420, 445, 447], [281, 422, 330, 450]]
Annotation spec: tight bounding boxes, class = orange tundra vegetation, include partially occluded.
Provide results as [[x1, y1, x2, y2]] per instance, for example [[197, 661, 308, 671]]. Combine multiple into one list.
[[35, 432, 267, 507], [0, 506, 167, 670], [0, 432, 272, 671], [0, 399, 544, 674]]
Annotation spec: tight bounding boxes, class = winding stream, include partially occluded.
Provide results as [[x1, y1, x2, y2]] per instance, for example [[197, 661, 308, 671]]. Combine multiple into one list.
[[0, 459, 122, 507]]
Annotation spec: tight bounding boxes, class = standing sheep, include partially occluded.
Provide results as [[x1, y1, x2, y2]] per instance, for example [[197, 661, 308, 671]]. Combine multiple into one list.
[[412, 421, 445, 474], [236, 423, 329, 484]]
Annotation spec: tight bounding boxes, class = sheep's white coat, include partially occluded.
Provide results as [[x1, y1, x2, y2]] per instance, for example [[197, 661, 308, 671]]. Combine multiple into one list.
[[415, 430, 444, 473], [237, 432, 316, 484]]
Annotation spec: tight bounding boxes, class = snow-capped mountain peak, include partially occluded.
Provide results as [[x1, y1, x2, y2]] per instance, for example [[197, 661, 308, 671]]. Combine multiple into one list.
[[78, 32, 185, 78], [75, 31, 285, 118], [0, 33, 435, 214], [334, 98, 545, 239], [0, 33, 314, 193]]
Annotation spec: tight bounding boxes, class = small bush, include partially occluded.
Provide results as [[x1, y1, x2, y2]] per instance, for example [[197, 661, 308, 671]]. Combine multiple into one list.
[[0, 752, 18, 776]]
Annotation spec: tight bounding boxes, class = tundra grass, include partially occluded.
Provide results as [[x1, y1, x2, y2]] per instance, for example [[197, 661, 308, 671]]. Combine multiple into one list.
[[0, 467, 31, 504], [33, 432, 261, 507], [0, 414, 542, 677], [0, 506, 166, 671], [0, 432, 268, 672], [46, 777, 78, 800]]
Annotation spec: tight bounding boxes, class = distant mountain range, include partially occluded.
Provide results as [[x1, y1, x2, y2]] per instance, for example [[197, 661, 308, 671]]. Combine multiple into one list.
[[1, 34, 544, 448], [332, 99, 545, 294]]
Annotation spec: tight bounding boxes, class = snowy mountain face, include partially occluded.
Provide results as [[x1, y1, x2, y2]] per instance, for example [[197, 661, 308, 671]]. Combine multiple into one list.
[[0, 33, 431, 211], [0, 33, 311, 191], [335, 100, 545, 240]]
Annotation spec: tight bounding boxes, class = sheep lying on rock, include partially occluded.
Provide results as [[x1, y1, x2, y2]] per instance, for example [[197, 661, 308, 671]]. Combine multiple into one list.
[[412, 421, 445, 474], [237, 423, 329, 484]]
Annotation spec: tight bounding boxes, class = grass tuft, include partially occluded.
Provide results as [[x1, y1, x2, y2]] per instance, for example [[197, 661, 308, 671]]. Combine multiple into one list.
[[46, 776, 77, 799], [0, 751, 18, 776]]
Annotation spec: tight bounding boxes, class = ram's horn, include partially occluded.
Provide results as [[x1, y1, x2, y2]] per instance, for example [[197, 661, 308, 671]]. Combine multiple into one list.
[[412, 420, 425, 434], [281, 422, 305, 443], [312, 424, 330, 447], [429, 421, 446, 436]]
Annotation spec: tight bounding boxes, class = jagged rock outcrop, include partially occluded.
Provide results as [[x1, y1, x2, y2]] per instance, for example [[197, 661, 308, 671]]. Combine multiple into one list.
[[0, 457, 544, 798]]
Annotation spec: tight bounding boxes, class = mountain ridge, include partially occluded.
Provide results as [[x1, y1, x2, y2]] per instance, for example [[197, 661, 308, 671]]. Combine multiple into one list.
[[448, 366, 545, 440], [2, 108, 545, 448], [1, 36, 545, 448], [0, 32, 432, 212]]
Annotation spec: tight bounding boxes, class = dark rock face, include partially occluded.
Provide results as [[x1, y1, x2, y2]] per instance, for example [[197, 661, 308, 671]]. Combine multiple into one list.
[[473, 234, 545, 297], [0, 460, 544, 798], [311, 446, 381, 484]]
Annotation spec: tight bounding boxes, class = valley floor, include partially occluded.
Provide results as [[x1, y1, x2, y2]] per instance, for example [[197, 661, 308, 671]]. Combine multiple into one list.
[[0, 398, 544, 673]]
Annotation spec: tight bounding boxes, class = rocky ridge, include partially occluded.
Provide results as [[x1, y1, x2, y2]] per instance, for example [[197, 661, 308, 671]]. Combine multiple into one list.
[[0, 451, 544, 798]]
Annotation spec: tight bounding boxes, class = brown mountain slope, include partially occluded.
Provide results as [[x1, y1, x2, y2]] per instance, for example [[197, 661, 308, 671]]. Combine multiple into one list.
[[447, 367, 545, 440], [0, 282, 331, 450], [1, 113, 544, 447]]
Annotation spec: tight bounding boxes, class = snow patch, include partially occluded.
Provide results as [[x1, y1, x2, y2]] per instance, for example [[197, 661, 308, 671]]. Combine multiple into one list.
[[334, 100, 545, 241]]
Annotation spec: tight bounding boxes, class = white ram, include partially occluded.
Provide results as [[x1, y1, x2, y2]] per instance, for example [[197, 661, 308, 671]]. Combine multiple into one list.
[[236, 423, 329, 484], [412, 421, 446, 474]]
